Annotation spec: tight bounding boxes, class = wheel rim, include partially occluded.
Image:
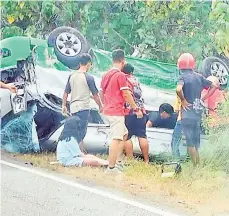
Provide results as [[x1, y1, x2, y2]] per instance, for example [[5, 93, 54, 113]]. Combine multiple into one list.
[[56, 32, 82, 57], [210, 62, 229, 85]]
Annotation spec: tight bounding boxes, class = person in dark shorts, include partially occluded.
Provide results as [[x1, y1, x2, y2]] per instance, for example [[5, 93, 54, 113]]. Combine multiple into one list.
[[146, 103, 177, 129], [62, 54, 103, 153], [176, 53, 217, 166], [122, 63, 149, 163]]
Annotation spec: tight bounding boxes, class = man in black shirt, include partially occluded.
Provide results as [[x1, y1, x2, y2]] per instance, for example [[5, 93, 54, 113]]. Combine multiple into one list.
[[146, 103, 178, 129], [176, 53, 217, 166]]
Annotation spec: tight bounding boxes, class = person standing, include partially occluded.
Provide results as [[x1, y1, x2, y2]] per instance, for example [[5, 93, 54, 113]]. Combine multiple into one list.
[[176, 53, 217, 166], [201, 76, 226, 127], [62, 54, 102, 153], [100, 49, 143, 173], [171, 95, 182, 160], [122, 63, 149, 163]]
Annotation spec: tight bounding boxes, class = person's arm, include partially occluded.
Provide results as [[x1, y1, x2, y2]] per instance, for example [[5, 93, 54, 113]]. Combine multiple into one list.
[[62, 76, 71, 116], [0, 81, 17, 93], [117, 73, 143, 118], [146, 120, 153, 128], [176, 77, 191, 110], [99, 90, 104, 104], [85, 74, 103, 112], [146, 112, 157, 128], [200, 75, 218, 101], [173, 96, 180, 113], [117, 73, 137, 109], [122, 89, 138, 110], [0, 81, 9, 89]]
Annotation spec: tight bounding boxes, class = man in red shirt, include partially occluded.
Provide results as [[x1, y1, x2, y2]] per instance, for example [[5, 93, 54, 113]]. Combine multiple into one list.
[[100, 49, 143, 173]]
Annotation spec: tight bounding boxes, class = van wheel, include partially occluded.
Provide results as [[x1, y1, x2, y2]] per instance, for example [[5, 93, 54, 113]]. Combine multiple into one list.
[[199, 56, 229, 87], [48, 26, 90, 70]]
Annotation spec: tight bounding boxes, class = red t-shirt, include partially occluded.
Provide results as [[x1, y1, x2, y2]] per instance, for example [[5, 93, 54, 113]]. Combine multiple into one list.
[[101, 68, 129, 116], [201, 88, 225, 117]]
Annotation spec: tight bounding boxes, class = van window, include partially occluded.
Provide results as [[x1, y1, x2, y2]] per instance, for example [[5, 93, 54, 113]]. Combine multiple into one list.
[[88, 109, 107, 124]]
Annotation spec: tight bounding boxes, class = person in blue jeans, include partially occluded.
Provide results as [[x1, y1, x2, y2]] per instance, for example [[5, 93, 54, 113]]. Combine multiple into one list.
[[171, 96, 182, 160], [57, 116, 108, 167], [171, 121, 182, 160]]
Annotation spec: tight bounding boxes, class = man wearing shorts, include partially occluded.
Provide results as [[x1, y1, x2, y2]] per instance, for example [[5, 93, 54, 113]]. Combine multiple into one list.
[[176, 53, 217, 166], [122, 63, 149, 163], [100, 49, 143, 173], [62, 54, 102, 153]]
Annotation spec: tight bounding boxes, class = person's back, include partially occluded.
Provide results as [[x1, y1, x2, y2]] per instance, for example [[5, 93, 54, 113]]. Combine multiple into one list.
[[57, 116, 108, 167], [57, 137, 83, 166], [101, 68, 127, 116], [68, 71, 92, 113], [100, 49, 142, 172], [125, 73, 145, 113], [179, 70, 211, 120], [176, 53, 216, 166], [62, 54, 102, 149]]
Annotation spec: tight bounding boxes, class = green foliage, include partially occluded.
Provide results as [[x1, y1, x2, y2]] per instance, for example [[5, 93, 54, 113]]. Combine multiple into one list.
[[201, 98, 229, 173], [209, 1, 229, 54], [0, 0, 225, 63]]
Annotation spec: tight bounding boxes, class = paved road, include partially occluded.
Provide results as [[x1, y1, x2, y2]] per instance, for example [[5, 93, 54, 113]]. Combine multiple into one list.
[[1, 160, 180, 216]]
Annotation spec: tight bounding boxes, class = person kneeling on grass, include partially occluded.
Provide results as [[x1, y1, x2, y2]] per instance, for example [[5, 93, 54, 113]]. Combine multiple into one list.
[[57, 116, 108, 167]]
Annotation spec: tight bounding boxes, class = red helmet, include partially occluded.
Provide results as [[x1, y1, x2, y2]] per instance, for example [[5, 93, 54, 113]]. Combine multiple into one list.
[[177, 53, 195, 70]]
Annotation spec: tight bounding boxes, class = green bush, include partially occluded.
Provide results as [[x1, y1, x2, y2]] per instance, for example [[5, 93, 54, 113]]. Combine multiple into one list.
[[201, 97, 229, 173]]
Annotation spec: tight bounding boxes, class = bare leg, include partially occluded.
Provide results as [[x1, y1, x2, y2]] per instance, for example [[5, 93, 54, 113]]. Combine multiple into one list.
[[83, 154, 108, 164], [188, 146, 198, 166], [82, 157, 108, 167], [138, 137, 149, 163], [116, 134, 127, 163], [196, 148, 200, 165], [124, 139, 134, 158], [108, 139, 120, 168]]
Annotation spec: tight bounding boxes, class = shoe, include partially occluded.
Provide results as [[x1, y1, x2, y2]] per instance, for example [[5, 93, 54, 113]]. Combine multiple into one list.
[[115, 163, 124, 171], [105, 166, 122, 173]]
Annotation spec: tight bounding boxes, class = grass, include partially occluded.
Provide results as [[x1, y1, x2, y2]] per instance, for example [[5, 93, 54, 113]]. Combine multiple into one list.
[[16, 152, 229, 216]]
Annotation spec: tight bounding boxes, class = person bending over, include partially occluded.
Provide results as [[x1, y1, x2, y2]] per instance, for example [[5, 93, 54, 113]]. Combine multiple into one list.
[[146, 103, 177, 129], [57, 116, 108, 167]]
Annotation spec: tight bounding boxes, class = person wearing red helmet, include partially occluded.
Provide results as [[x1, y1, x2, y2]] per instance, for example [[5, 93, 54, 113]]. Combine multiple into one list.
[[176, 53, 217, 166]]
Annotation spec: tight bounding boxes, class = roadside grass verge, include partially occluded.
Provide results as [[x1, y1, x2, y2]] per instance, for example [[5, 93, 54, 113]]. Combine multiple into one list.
[[13, 97, 229, 215], [16, 152, 229, 215]]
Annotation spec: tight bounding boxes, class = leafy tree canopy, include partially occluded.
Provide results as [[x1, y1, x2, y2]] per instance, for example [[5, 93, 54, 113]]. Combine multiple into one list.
[[1, 0, 228, 63]]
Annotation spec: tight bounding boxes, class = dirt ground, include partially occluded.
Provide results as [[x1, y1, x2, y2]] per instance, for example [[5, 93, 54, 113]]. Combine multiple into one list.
[[8, 152, 229, 216]]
